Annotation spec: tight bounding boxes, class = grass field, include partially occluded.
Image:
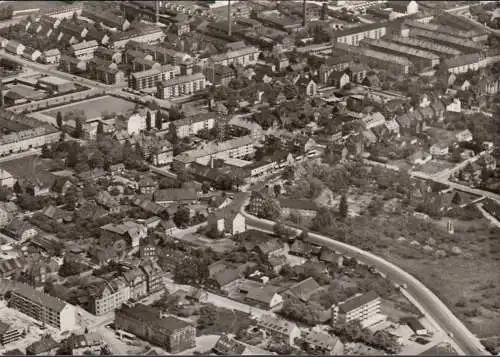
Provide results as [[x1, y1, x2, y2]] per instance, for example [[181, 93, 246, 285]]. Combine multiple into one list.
[[417, 159, 454, 175], [42, 96, 137, 121]]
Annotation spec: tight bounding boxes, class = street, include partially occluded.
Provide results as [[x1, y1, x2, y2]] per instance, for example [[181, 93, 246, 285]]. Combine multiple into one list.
[[240, 203, 489, 356]]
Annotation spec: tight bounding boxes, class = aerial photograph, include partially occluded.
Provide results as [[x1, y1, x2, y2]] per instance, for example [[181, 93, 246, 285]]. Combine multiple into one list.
[[0, 0, 498, 355]]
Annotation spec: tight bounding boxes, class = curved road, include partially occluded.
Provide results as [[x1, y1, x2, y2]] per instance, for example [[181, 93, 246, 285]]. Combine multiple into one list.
[[239, 198, 488, 356]]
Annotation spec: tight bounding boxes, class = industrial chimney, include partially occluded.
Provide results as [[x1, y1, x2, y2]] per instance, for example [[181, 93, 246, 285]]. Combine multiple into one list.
[[0, 80, 3, 109], [302, 0, 307, 27], [228, 0, 232, 37], [155, 0, 159, 24]]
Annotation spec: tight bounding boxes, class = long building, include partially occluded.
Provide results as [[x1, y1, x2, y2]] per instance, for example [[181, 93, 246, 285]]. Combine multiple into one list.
[[332, 290, 381, 326], [111, 27, 166, 49], [156, 73, 206, 99], [173, 135, 255, 171], [360, 38, 440, 70], [9, 283, 77, 331], [409, 28, 483, 53], [334, 43, 412, 75], [385, 35, 462, 57], [433, 13, 489, 42], [130, 65, 177, 91], [332, 22, 387, 46], [208, 46, 261, 67], [172, 113, 216, 138], [402, 19, 479, 41]]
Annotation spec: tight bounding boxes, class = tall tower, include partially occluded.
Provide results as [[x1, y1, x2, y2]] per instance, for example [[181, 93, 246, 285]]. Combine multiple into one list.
[[155, 0, 159, 24], [228, 0, 232, 37], [302, 0, 307, 27]]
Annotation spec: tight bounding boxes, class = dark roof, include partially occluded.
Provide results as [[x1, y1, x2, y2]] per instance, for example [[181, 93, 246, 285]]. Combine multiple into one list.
[[212, 268, 240, 287], [246, 285, 281, 304], [255, 238, 284, 256], [319, 248, 343, 263], [153, 188, 197, 202], [3, 349, 24, 356], [285, 277, 321, 301], [403, 317, 426, 332], [213, 335, 246, 355], [338, 290, 379, 313], [290, 240, 313, 255], [26, 336, 59, 355], [278, 199, 318, 211], [333, 21, 388, 38], [117, 304, 192, 333], [0, 321, 12, 335], [13, 283, 68, 312]]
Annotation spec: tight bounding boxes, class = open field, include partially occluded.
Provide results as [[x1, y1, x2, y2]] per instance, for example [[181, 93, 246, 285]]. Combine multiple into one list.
[[416, 160, 454, 175], [42, 96, 137, 121]]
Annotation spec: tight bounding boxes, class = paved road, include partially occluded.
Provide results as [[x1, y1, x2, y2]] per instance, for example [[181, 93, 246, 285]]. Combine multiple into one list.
[[239, 202, 488, 355], [0, 49, 120, 90]]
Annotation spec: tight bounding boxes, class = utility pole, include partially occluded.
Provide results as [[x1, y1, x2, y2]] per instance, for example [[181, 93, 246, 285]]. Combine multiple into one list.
[[302, 0, 307, 27]]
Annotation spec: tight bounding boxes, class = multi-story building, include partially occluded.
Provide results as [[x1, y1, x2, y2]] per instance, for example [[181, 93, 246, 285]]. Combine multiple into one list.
[[402, 19, 477, 42], [360, 38, 439, 71], [409, 28, 483, 53], [151, 142, 174, 167], [335, 43, 412, 75], [156, 73, 206, 99], [130, 65, 177, 91], [203, 64, 235, 86], [41, 49, 61, 64], [257, 314, 301, 345], [333, 22, 387, 46], [208, 46, 261, 67], [9, 283, 77, 331], [110, 27, 166, 49], [95, 47, 122, 64], [126, 41, 191, 65], [443, 53, 486, 74], [115, 304, 196, 353], [173, 136, 255, 171], [433, 13, 489, 42], [88, 276, 130, 316], [332, 291, 381, 326], [0, 111, 60, 156], [122, 267, 148, 301], [318, 55, 352, 84], [385, 35, 461, 58], [0, 321, 23, 345], [70, 40, 98, 60], [172, 113, 216, 138], [139, 258, 163, 293]]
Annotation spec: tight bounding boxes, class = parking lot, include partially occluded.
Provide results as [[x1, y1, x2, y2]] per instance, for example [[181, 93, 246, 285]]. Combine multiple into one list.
[[0, 302, 61, 354]]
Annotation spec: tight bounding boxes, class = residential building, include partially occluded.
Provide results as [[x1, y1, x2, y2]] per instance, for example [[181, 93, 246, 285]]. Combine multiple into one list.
[[212, 335, 275, 355], [207, 207, 246, 235], [151, 142, 174, 167], [279, 199, 319, 218], [5, 41, 25, 55], [88, 277, 130, 316], [115, 304, 196, 353], [296, 78, 317, 97], [3, 218, 37, 242], [173, 136, 255, 170], [59, 55, 87, 74], [402, 19, 478, 42], [41, 49, 61, 64], [67, 333, 103, 355], [153, 188, 198, 206], [156, 73, 206, 99], [333, 22, 387, 46], [130, 65, 177, 91], [318, 55, 352, 84], [139, 258, 163, 293], [332, 290, 382, 326], [456, 129, 473, 142], [140, 243, 157, 259], [22, 48, 42, 62], [433, 13, 489, 42], [0, 321, 23, 346], [173, 113, 216, 138], [257, 314, 301, 345], [443, 53, 485, 74], [122, 267, 148, 301], [360, 38, 439, 71], [127, 108, 156, 136], [0, 169, 15, 189], [70, 40, 98, 60], [203, 64, 236, 86], [303, 331, 344, 355], [245, 285, 283, 310], [229, 116, 265, 142], [9, 283, 77, 331], [430, 143, 449, 157], [100, 221, 147, 248], [208, 46, 261, 67], [95, 47, 122, 64], [362, 111, 385, 129], [390, 0, 419, 14]]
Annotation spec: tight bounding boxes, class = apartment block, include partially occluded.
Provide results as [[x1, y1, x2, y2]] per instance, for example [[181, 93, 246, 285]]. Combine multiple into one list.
[[172, 113, 216, 138], [208, 46, 261, 67], [130, 65, 177, 91], [156, 73, 206, 99], [332, 290, 381, 326], [70, 40, 99, 60], [9, 283, 77, 331], [333, 22, 387, 46]]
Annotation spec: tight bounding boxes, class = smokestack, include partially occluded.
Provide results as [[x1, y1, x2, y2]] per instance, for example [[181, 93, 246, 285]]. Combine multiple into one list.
[[0, 81, 3, 109], [228, 0, 232, 37], [155, 0, 159, 24], [303, 0, 307, 27]]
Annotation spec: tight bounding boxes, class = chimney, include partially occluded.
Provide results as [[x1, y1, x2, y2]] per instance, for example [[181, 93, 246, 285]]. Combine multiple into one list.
[[0, 80, 3, 109], [155, 0, 159, 24], [302, 0, 307, 27], [228, 0, 232, 37]]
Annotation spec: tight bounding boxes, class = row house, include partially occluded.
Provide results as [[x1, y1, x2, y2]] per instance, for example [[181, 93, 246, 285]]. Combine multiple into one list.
[[333, 22, 387, 46], [110, 27, 166, 49], [172, 113, 216, 138], [58, 20, 89, 40], [208, 46, 261, 67], [130, 65, 177, 91], [95, 47, 122, 64], [443, 53, 486, 74], [156, 73, 206, 99], [433, 13, 489, 42], [41, 49, 61, 64], [70, 40, 99, 61]]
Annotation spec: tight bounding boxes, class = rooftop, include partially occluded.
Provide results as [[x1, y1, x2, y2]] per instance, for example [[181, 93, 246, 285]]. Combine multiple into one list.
[[338, 290, 379, 313]]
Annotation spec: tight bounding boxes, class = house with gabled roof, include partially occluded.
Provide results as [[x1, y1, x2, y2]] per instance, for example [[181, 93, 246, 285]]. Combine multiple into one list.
[[245, 284, 283, 310], [257, 314, 301, 345], [283, 277, 321, 302], [207, 206, 246, 236]]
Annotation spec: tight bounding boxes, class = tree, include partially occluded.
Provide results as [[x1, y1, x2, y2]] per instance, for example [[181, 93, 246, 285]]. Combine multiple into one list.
[[339, 194, 348, 219], [74, 117, 84, 138], [273, 222, 294, 239], [96, 122, 104, 137], [260, 198, 281, 220], [155, 110, 162, 130], [273, 184, 281, 197], [56, 111, 63, 128], [173, 206, 190, 228], [145, 111, 152, 131], [282, 166, 294, 181], [312, 207, 334, 231]]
